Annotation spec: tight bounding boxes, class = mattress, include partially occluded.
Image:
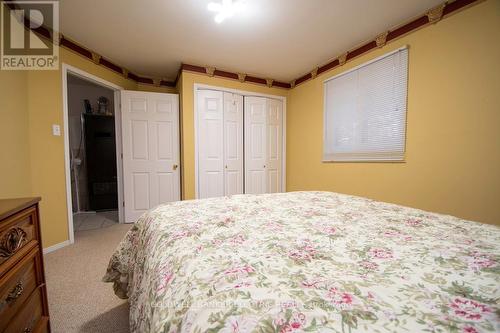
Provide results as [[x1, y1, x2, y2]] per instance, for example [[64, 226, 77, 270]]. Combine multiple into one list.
[[103, 191, 500, 332]]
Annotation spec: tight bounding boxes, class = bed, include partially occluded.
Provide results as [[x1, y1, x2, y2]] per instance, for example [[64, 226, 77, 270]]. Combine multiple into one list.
[[103, 191, 500, 333]]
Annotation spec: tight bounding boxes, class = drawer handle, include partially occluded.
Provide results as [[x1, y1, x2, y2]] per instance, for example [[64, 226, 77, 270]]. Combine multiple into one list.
[[6, 282, 24, 303], [23, 328, 32, 333], [0, 227, 27, 259]]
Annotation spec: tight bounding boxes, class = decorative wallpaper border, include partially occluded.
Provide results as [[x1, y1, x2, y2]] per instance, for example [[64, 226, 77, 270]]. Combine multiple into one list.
[[290, 0, 481, 87], [6, 0, 481, 90], [179, 64, 292, 89]]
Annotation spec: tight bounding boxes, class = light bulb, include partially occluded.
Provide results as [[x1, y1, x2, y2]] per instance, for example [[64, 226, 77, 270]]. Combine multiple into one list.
[[207, 0, 245, 23], [214, 13, 226, 23]]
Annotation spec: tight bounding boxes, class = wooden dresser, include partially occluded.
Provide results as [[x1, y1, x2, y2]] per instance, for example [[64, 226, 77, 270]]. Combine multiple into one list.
[[0, 198, 50, 333]]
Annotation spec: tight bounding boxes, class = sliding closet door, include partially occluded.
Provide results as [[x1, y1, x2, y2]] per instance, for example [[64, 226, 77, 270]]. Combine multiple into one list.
[[244, 96, 267, 194], [266, 99, 283, 193], [223, 92, 244, 196], [197, 90, 224, 198], [197, 91, 283, 198]]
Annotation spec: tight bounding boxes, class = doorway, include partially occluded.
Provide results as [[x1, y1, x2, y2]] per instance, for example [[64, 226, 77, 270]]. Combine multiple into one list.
[[62, 64, 124, 244]]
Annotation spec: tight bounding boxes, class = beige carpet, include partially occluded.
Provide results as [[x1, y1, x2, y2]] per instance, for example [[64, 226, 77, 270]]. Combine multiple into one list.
[[44, 223, 132, 333]]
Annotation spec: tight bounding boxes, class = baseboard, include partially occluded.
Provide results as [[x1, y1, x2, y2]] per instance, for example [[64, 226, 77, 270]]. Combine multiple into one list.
[[43, 240, 71, 254]]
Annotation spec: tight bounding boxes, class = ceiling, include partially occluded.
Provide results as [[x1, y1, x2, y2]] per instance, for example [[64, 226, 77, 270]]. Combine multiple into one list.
[[59, 0, 444, 82]]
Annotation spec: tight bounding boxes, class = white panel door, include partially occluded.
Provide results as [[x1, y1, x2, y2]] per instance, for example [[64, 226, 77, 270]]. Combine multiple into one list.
[[197, 90, 224, 199], [244, 96, 267, 194], [223, 92, 244, 196], [266, 99, 283, 193], [121, 90, 180, 222]]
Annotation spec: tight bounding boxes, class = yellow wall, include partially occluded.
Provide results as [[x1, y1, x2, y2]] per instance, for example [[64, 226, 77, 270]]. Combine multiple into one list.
[[287, 0, 500, 225], [0, 71, 31, 198], [179, 72, 288, 199]]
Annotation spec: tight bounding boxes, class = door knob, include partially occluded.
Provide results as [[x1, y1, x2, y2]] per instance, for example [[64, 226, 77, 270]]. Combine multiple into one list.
[[225, 165, 228, 169], [172, 164, 178, 170]]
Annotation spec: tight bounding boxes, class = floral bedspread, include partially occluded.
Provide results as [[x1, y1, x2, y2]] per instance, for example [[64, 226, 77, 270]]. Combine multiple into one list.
[[103, 191, 500, 333]]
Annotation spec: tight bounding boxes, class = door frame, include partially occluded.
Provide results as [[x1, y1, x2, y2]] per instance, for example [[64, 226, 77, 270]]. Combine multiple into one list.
[[193, 83, 287, 199], [61, 63, 125, 245]]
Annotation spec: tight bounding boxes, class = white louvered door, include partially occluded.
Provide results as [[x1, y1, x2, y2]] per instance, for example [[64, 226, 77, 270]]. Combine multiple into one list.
[[121, 90, 180, 223]]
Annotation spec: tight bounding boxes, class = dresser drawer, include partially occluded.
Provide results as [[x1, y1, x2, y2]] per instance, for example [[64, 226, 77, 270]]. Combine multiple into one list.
[[0, 198, 49, 332], [0, 247, 40, 332], [33, 317, 49, 333], [4, 286, 44, 333], [0, 206, 38, 271]]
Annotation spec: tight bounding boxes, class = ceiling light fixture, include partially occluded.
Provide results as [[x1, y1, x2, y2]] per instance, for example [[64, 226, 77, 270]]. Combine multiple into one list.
[[207, 0, 245, 24]]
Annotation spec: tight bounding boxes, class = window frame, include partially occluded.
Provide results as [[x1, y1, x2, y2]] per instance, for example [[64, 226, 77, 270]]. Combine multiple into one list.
[[322, 46, 409, 163]]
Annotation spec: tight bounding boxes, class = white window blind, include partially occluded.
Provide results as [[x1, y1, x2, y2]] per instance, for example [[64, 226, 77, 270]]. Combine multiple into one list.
[[323, 47, 408, 161]]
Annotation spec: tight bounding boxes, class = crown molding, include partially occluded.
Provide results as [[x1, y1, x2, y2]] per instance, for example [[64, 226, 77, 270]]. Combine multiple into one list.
[[179, 63, 291, 89], [292, 0, 483, 87], [5, 0, 482, 90]]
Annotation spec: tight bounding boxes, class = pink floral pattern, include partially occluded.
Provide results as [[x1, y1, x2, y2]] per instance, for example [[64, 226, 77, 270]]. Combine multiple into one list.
[[450, 298, 492, 321], [369, 247, 393, 259], [103, 191, 500, 332], [327, 287, 355, 310]]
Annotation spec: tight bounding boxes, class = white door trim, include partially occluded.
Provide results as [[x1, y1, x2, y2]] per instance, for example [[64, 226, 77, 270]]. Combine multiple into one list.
[[61, 63, 124, 247], [193, 83, 287, 199]]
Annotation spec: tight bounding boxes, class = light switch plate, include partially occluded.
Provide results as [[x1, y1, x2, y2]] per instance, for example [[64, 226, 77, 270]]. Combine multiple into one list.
[[52, 124, 61, 136]]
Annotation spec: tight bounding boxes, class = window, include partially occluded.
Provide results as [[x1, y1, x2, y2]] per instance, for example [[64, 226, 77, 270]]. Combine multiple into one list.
[[323, 47, 408, 162]]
